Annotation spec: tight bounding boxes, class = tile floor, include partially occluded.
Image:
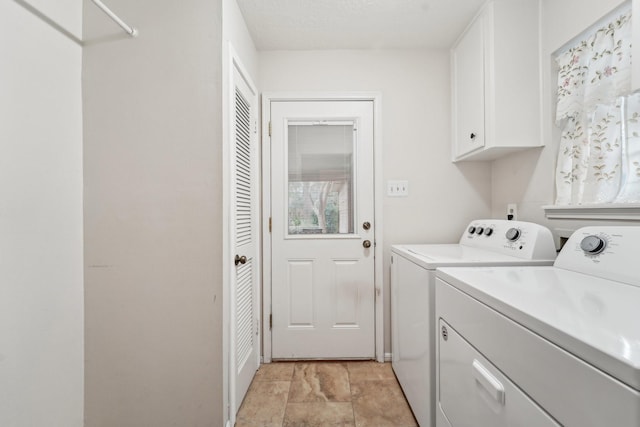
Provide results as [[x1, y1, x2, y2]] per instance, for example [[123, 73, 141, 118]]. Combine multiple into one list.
[[235, 361, 418, 427]]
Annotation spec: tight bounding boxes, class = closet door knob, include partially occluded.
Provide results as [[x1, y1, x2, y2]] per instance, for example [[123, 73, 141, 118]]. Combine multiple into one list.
[[235, 255, 247, 266], [470, 132, 477, 140], [363, 240, 372, 249]]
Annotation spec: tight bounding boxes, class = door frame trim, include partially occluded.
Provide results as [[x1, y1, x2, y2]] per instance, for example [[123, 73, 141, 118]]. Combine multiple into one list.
[[261, 92, 384, 363], [223, 43, 260, 427]]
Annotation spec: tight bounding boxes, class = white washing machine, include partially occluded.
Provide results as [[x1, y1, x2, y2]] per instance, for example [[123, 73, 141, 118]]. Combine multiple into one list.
[[435, 226, 640, 427], [390, 219, 557, 427]]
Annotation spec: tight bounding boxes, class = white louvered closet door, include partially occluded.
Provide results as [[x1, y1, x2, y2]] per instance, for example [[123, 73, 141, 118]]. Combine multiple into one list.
[[232, 65, 259, 412]]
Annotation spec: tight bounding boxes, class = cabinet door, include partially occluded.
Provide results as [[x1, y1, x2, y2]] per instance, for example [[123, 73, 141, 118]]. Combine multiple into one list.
[[452, 15, 485, 159], [437, 320, 560, 427]]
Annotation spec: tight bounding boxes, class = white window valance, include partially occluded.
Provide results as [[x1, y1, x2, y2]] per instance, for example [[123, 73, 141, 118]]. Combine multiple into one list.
[[554, 7, 638, 205]]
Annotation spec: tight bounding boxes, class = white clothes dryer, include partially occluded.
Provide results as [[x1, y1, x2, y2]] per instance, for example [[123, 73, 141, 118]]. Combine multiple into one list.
[[390, 219, 557, 427], [435, 226, 640, 427]]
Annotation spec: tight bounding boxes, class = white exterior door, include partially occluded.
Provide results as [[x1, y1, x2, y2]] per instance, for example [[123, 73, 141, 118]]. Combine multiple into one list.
[[231, 66, 259, 410], [270, 100, 375, 359]]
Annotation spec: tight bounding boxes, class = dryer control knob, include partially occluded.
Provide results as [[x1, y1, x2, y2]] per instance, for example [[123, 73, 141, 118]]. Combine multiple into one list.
[[468, 226, 476, 234], [505, 228, 521, 242], [476, 227, 484, 235], [484, 228, 494, 236], [580, 235, 607, 255]]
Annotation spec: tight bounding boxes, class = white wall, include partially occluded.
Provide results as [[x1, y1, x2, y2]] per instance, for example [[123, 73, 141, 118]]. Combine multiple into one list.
[[0, 1, 84, 426], [259, 49, 492, 353], [491, 0, 632, 234], [83, 0, 224, 425], [223, 0, 259, 79]]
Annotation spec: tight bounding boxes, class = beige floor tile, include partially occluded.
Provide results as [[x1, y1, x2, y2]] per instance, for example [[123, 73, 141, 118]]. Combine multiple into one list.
[[289, 362, 351, 403], [346, 361, 395, 382], [283, 402, 355, 427], [238, 361, 417, 427], [234, 420, 279, 427], [236, 380, 291, 427], [253, 362, 296, 381], [351, 379, 417, 427]]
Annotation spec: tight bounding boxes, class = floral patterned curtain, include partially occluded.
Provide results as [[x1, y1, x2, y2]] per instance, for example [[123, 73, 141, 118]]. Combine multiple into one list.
[[616, 91, 640, 202], [554, 9, 633, 205]]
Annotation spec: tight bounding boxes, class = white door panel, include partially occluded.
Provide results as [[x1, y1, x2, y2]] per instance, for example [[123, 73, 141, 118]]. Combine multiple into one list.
[[270, 100, 375, 359], [232, 66, 259, 409]]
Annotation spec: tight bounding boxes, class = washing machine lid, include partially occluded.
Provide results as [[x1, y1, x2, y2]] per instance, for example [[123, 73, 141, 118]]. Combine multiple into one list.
[[437, 265, 640, 391], [391, 244, 554, 270]]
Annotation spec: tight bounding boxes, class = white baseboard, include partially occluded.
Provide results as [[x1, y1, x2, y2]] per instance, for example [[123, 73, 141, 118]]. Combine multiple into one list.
[[384, 352, 392, 362]]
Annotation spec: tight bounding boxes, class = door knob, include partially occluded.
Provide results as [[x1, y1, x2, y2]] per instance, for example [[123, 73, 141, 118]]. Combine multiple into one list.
[[362, 221, 371, 230], [363, 240, 372, 249], [235, 254, 247, 266]]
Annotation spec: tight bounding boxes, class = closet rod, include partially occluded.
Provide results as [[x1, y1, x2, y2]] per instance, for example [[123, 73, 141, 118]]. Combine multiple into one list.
[[91, 0, 138, 37]]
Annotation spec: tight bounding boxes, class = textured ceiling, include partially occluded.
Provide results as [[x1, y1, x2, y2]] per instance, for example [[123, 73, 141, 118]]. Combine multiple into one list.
[[236, 0, 487, 50]]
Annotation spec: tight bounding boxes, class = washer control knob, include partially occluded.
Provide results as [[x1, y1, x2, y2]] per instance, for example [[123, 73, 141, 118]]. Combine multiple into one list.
[[484, 228, 494, 236], [468, 226, 476, 234], [580, 235, 607, 255], [476, 227, 484, 235], [505, 228, 521, 242]]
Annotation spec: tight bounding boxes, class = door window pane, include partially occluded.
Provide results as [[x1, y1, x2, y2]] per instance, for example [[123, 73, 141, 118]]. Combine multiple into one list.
[[288, 123, 355, 235]]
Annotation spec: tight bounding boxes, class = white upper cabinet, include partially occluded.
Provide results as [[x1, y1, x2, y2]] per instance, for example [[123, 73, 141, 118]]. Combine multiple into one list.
[[451, 0, 542, 162]]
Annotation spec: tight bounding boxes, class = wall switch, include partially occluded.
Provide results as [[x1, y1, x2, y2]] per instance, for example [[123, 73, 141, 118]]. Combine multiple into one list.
[[387, 180, 409, 197], [507, 203, 518, 221]]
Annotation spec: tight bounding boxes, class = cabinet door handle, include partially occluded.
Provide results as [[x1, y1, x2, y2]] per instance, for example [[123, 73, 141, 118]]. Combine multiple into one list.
[[470, 132, 477, 140], [472, 359, 505, 405]]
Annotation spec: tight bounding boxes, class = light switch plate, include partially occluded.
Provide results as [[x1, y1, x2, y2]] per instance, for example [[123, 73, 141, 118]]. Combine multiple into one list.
[[388, 180, 409, 197]]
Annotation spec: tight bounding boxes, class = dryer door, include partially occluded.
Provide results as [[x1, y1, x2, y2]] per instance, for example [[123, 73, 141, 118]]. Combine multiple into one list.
[[437, 319, 559, 427]]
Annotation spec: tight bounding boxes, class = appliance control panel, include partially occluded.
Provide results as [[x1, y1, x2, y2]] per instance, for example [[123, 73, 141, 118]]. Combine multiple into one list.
[[460, 219, 557, 261], [555, 226, 640, 286]]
